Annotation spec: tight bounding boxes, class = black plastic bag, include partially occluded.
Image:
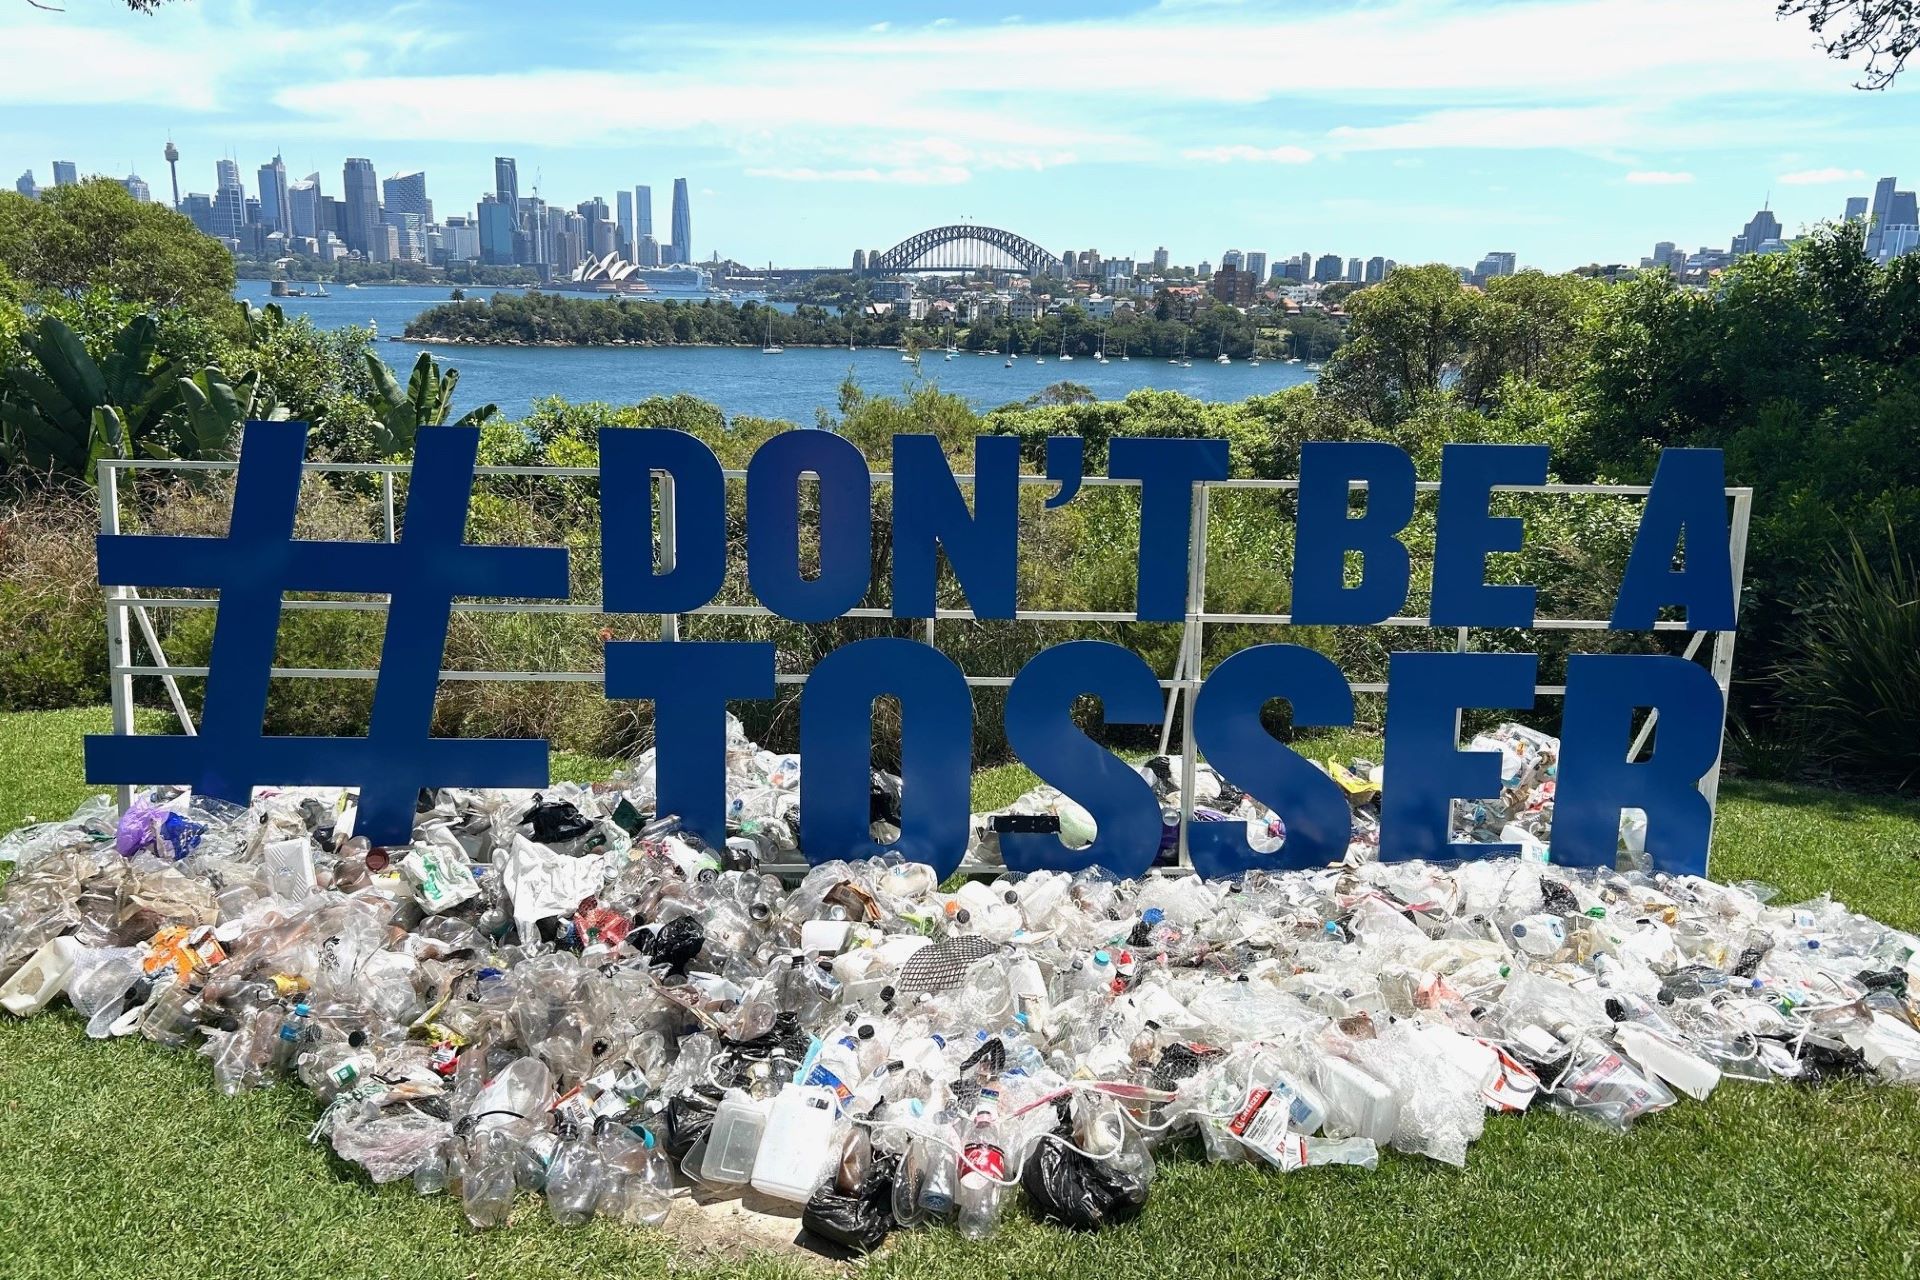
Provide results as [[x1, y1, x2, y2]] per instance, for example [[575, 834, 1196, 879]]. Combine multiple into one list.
[[525, 797, 594, 845], [637, 915, 706, 973], [1021, 1134, 1150, 1231], [803, 1154, 898, 1254], [661, 1093, 715, 1161]]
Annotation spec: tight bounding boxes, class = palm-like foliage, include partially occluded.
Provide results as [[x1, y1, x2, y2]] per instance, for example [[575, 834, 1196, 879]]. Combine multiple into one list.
[[364, 350, 497, 457], [0, 314, 169, 474]]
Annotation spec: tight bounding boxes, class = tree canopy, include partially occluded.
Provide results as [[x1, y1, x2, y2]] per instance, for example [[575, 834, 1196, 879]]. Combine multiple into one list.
[[0, 179, 235, 325]]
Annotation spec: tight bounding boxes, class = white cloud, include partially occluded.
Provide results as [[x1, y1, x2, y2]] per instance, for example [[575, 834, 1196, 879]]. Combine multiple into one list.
[[1183, 144, 1313, 164], [1625, 170, 1695, 185], [2, 0, 1862, 182], [747, 166, 972, 186], [1330, 107, 1640, 153], [1777, 166, 1868, 185]]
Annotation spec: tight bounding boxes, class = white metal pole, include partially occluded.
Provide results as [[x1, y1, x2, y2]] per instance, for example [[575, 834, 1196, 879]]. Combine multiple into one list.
[[99, 461, 135, 813]]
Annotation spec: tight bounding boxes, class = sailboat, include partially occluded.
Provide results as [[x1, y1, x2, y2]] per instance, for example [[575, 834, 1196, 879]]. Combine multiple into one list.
[[762, 311, 783, 354], [1004, 331, 1016, 368], [1176, 333, 1192, 368], [1216, 334, 1231, 366], [1058, 333, 1074, 362], [314, 281, 330, 297], [1097, 333, 1110, 364], [1120, 340, 1129, 362], [944, 322, 957, 360]]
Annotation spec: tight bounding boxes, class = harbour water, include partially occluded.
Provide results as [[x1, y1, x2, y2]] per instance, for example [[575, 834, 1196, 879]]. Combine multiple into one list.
[[234, 280, 1318, 422]]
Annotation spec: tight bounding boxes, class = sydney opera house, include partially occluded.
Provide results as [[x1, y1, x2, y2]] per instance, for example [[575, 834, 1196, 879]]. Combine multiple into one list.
[[554, 252, 711, 294]]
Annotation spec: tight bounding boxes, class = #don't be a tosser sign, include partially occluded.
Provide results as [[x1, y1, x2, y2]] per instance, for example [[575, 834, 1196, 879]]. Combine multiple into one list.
[[87, 424, 1744, 881]]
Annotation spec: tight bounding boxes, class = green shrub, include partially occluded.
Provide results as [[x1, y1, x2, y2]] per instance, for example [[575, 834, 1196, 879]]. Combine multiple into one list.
[[1774, 527, 1920, 790]]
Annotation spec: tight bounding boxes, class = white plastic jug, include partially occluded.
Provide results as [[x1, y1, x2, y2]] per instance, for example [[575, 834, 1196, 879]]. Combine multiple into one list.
[[749, 1084, 839, 1202]]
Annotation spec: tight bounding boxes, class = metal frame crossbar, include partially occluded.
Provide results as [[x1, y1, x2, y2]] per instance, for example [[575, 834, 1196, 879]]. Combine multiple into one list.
[[96, 455, 1753, 872]]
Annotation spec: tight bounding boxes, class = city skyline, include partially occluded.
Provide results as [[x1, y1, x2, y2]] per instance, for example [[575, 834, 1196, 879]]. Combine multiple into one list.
[[18, 139, 1909, 281], [6, 0, 1919, 269]]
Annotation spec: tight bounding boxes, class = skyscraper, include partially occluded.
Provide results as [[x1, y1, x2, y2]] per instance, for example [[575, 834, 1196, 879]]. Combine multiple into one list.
[[342, 157, 381, 258], [1245, 251, 1267, 283], [616, 189, 634, 257], [1891, 189, 1918, 230], [52, 160, 77, 187], [669, 178, 691, 265], [1844, 196, 1869, 222], [1364, 256, 1386, 283], [256, 154, 290, 234], [1221, 248, 1244, 271], [1313, 253, 1342, 283], [635, 185, 652, 238], [477, 194, 517, 266], [1346, 257, 1363, 282], [288, 175, 319, 244], [1152, 246, 1170, 273], [1475, 250, 1517, 278], [1867, 176, 1897, 254], [212, 158, 246, 240], [164, 139, 180, 209], [14, 170, 35, 198], [181, 193, 216, 236], [383, 171, 432, 225], [494, 157, 519, 211], [119, 173, 150, 202], [1740, 207, 1783, 252]]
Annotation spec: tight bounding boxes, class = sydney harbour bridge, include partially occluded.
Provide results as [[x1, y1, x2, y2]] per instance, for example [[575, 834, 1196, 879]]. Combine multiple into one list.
[[861, 224, 1060, 277]]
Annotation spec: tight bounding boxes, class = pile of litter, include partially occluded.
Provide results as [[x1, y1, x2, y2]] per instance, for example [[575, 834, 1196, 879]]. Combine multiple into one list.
[[2, 721, 1917, 1248]]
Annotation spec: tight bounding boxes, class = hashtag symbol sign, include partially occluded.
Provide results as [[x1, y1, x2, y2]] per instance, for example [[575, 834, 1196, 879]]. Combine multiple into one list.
[[86, 422, 570, 845]]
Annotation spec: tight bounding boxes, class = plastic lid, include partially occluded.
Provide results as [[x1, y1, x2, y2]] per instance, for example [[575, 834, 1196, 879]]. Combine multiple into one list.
[[1092, 950, 1110, 966], [1142, 908, 1165, 926]]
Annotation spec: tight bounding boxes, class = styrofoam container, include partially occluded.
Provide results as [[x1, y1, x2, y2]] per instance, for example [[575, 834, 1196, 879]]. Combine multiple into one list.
[[0, 936, 85, 1015], [1310, 1056, 1400, 1144]]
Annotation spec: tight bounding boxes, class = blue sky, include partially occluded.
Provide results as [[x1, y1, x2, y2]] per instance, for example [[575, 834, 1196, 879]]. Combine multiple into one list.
[[5, 0, 1917, 269]]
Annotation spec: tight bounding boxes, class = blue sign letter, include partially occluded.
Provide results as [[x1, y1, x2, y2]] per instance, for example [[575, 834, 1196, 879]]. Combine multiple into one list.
[[1190, 644, 1354, 876], [892, 434, 1019, 619], [1611, 449, 1736, 631], [1554, 654, 1722, 875], [1001, 640, 1164, 877], [604, 641, 776, 846], [1293, 442, 1416, 624], [1432, 443, 1548, 628], [799, 638, 974, 879], [600, 428, 725, 615], [1108, 438, 1229, 622], [1379, 651, 1538, 861], [748, 430, 872, 622]]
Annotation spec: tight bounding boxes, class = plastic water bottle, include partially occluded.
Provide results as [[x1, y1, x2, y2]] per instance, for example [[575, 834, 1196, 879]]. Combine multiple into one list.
[[956, 1079, 1007, 1239]]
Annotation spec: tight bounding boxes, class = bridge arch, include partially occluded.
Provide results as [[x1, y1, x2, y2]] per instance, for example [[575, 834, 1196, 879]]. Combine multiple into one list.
[[868, 225, 1061, 276]]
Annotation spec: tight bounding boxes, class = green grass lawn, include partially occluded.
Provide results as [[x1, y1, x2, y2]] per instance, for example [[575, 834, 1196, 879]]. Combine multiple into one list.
[[3, 706, 1919, 1279]]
